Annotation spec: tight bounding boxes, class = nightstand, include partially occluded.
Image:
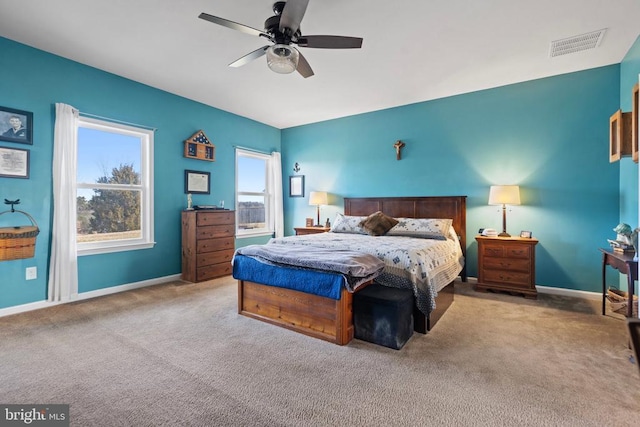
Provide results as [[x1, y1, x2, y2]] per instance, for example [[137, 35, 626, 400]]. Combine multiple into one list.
[[294, 226, 330, 236], [475, 235, 539, 299]]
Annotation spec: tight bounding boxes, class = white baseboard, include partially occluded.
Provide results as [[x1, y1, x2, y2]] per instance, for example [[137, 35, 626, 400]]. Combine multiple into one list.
[[464, 276, 601, 301], [0, 274, 182, 318], [2, 275, 602, 318]]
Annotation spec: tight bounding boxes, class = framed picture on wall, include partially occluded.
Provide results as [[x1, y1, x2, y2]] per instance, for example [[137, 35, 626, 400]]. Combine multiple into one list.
[[0, 146, 29, 178], [0, 106, 33, 145], [184, 170, 210, 194], [289, 175, 304, 197]]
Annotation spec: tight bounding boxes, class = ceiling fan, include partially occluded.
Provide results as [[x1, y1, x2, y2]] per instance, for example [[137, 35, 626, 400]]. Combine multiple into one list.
[[198, 0, 363, 78]]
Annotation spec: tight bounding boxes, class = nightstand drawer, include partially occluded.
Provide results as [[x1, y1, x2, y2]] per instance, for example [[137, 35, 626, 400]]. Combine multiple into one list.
[[483, 258, 530, 273], [482, 243, 531, 259], [483, 270, 531, 287], [505, 245, 531, 259]]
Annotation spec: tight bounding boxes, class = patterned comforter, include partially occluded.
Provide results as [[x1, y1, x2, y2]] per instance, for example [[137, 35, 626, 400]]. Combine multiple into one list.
[[268, 231, 464, 315]]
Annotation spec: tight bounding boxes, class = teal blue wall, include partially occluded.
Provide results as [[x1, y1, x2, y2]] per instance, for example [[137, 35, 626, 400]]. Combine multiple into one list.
[[281, 66, 620, 293], [0, 37, 280, 309], [1, 33, 635, 310], [619, 35, 640, 228]]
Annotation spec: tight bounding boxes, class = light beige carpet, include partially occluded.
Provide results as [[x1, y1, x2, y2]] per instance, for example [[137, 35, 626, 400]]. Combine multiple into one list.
[[0, 277, 638, 426]]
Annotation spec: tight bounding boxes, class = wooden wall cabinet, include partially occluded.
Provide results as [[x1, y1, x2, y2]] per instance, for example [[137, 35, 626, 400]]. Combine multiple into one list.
[[633, 83, 639, 163], [181, 210, 235, 282], [609, 109, 633, 162]]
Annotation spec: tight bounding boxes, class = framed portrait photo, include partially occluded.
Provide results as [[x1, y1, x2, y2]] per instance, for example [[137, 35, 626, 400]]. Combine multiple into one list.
[[0, 146, 29, 178], [520, 230, 532, 238], [289, 175, 304, 197], [0, 106, 33, 145], [184, 170, 210, 194]]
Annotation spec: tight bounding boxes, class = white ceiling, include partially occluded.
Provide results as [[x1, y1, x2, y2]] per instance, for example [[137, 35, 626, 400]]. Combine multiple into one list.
[[1, 0, 639, 129]]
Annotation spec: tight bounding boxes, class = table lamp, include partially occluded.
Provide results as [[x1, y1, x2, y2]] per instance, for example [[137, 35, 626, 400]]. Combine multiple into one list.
[[309, 191, 328, 227], [488, 185, 521, 237]]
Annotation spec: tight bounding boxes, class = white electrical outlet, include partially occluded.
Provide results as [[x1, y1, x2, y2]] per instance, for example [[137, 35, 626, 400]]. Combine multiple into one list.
[[26, 266, 37, 280]]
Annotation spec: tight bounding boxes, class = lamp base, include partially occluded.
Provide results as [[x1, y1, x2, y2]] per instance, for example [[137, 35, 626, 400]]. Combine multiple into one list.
[[498, 232, 511, 237]]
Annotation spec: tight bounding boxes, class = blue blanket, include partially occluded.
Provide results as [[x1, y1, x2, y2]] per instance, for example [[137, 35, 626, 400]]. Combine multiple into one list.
[[233, 255, 346, 299], [232, 244, 385, 299]]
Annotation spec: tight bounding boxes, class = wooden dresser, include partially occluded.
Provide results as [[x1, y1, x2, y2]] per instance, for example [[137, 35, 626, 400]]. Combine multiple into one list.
[[475, 236, 539, 298], [181, 210, 235, 282]]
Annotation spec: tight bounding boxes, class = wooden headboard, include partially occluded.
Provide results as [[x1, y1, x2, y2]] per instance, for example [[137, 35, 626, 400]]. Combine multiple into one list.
[[344, 196, 467, 281]]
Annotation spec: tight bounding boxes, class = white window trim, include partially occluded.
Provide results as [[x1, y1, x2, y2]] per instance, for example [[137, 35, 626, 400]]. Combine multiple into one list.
[[235, 149, 273, 238], [76, 117, 155, 256]]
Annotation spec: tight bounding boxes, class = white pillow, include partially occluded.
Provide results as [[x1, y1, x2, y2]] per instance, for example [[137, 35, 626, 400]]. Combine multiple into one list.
[[330, 213, 368, 234], [386, 218, 453, 240]]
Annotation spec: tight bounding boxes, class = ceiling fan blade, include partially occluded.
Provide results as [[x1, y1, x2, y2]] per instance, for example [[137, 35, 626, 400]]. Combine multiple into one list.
[[279, 0, 309, 35], [229, 46, 270, 68], [297, 35, 363, 49], [199, 12, 265, 37], [296, 49, 314, 78]]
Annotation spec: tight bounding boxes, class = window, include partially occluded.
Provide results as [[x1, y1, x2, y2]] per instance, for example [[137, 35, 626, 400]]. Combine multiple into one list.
[[236, 149, 273, 237], [76, 117, 154, 255]]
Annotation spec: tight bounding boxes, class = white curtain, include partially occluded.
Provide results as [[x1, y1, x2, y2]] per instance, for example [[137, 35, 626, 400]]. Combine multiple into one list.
[[270, 151, 284, 238], [48, 103, 79, 302]]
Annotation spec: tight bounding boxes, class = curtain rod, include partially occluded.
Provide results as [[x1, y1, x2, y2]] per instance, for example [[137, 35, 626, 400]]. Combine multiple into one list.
[[79, 112, 157, 132], [234, 145, 275, 155]]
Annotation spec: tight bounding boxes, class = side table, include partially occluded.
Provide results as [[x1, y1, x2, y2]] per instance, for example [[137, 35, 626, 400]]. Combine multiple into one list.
[[294, 226, 330, 236], [600, 248, 637, 317]]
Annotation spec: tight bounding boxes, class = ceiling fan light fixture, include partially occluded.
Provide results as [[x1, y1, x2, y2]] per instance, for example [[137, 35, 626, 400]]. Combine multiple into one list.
[[266, 44, 299, 74]]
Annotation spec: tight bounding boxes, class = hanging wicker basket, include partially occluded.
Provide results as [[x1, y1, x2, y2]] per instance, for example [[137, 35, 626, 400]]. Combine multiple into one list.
[[0, 210, 39, 261]]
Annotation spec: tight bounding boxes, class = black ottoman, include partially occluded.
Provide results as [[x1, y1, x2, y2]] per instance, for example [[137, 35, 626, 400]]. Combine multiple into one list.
[[353, 283, 414, 350]]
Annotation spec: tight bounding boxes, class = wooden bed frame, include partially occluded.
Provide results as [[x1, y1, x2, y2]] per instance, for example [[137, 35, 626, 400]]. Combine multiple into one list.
[[237, 196, 467, 345]]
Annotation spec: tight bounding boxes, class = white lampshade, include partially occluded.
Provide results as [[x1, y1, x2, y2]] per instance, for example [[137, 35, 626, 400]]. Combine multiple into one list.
[[309, 191, 328, 206], [266, 44, 299, 74], [488, 185, 521, 206]]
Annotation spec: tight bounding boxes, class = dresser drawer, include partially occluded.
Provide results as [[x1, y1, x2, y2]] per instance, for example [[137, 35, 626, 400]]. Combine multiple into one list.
[[196, 262, 233, 281], [483, 270, 531, 287], [196, 224, 235, 239], [197, 249, 234, 267], [197, 211, 235, 226], [196, 237, 235, 253], [482, 258, 530, 273]]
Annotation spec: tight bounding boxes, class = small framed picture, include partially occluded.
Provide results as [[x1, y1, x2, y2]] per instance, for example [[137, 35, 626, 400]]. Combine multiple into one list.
[[0, 146, 29, 178], [0, 106, 33, 145], [289, 175, 304, 197], [305, 217, 313, 227], [520, 230, 532, 238], [184, 170, 210, 194]]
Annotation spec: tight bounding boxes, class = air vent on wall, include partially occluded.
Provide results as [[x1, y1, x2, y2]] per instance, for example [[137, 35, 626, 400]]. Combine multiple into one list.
[[549, 29, 606, 58]]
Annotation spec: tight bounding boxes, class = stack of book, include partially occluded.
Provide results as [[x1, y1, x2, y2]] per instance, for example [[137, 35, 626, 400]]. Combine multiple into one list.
[[608, 239, 635, 253]]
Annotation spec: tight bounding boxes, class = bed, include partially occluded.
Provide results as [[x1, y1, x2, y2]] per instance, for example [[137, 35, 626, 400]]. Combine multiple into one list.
[[234, 196, 467, 345]]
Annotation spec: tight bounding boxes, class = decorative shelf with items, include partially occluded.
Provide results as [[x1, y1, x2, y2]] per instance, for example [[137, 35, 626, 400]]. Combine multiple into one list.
[[184, 130, 215, 162]]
